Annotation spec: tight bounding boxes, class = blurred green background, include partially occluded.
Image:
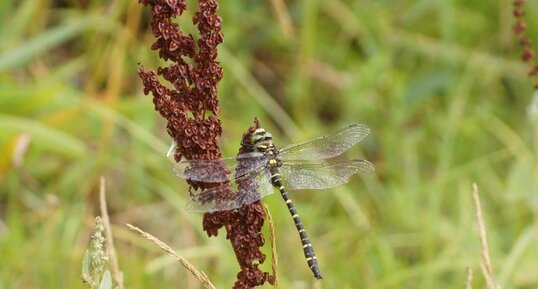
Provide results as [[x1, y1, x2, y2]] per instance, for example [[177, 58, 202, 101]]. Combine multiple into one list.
[[1, 0, 538, 288]]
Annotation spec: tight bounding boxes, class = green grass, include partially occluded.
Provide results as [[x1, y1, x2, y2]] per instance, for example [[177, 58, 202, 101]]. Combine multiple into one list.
[[1, 0, 538, 288]]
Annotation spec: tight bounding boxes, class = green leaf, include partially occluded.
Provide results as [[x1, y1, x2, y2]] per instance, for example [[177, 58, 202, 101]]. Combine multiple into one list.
[[98, 271, 112, 289], [0, 114, 86, 158], [81, 250, 91, 277], [0, 16, 96, 71]]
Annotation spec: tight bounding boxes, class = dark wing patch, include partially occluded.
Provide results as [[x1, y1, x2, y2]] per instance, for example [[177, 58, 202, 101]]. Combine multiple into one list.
[[186, 168, 276, 213], [172, 151, 267, 183]]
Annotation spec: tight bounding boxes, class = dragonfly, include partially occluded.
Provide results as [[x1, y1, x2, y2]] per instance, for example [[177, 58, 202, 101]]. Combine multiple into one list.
[[170, 123, 375, 279]]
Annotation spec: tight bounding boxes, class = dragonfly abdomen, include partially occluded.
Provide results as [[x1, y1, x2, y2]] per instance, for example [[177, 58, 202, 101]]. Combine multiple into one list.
[[270, 169, 323, 280]]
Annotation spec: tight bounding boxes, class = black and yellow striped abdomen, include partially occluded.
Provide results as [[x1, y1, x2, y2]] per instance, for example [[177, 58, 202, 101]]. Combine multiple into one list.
[[270, 168, 323, 279]]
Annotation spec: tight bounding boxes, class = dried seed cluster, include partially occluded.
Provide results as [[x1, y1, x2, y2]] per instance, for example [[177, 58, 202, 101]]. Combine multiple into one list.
[[513, 0, 538, 88], [204, 121, 275, 288], [137, 1, 272, 287], [138, 0, 222, 164]]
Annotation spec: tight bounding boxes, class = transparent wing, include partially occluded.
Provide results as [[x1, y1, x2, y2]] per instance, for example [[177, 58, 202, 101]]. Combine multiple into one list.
[[279, 124, 370, 161], [186, 168, 275, 213], [279, 159, 374, 190], [172, 152, 267, 183]]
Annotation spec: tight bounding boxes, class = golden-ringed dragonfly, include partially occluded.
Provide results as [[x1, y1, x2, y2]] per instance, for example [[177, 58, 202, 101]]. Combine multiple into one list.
[[169, 124, 375, 279]]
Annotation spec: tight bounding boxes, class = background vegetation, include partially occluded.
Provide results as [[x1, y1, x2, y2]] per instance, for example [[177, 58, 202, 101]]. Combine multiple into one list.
[[1, 0, 537, 288]]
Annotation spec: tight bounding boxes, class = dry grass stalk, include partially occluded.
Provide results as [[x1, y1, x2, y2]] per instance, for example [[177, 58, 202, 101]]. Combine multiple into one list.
[[268, 0, 295, 39], [465, 267, 473, 289], [472, 183, 497, 289], [99, 177, 124, 289], [126, 224, 216, 289], [264, 205, 278, 289]]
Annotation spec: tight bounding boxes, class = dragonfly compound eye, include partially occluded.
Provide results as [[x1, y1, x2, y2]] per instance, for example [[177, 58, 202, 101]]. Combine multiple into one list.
[[251, 128, 267, 144], [264, 132, 273, 140], [250, 134, 263, 144]]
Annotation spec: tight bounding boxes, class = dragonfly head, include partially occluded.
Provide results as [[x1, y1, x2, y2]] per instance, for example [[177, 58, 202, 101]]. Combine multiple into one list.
[[245, 128, 273, 151]]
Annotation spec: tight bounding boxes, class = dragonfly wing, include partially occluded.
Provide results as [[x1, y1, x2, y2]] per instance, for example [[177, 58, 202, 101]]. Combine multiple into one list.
[[185, 184, 237, 213], [279, 159, 374, 190], [279, 124, 370, 161], [172, 152, 267, 183], [186, 168, 275, 213]]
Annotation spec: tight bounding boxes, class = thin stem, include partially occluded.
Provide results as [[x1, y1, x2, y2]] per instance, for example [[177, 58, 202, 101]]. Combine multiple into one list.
[[472, 183, 497, 289], [99, 177, 124, 289]]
